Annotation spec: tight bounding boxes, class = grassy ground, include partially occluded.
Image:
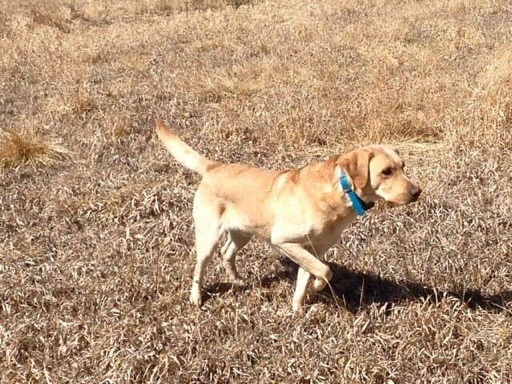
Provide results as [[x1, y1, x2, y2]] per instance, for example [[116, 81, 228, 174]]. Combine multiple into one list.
[[1, 0, 511, 383]]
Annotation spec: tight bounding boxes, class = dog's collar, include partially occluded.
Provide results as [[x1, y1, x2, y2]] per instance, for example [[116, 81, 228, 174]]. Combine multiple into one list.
[[339, 171, 374, 216]]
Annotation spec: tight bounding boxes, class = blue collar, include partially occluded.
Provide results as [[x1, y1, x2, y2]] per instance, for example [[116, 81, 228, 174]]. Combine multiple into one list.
[[339, 171, 374, 216]]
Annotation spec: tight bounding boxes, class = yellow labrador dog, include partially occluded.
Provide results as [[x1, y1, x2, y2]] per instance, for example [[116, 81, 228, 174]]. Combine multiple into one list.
[[156, 120, 421, 311]]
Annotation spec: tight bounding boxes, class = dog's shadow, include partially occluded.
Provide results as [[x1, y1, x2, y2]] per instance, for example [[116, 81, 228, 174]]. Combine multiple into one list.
[[320, 261, 512, 314], [206, 258, 512, 313]]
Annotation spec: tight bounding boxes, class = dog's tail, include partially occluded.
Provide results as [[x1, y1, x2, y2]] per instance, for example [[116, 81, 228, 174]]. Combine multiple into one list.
[[155, 119, 218, 176]]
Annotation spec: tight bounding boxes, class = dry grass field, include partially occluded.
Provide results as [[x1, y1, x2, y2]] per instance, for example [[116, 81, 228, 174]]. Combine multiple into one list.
[[1, 0, 511, 382]]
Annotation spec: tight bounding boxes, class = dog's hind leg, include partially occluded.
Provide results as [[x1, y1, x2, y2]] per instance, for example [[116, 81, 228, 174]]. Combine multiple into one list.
[[190, 200, 222, 307], [220, 231, 252, 283]]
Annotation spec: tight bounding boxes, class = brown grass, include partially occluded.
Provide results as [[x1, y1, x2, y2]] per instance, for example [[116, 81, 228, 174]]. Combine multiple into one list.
[[0, 0, 511, 383], [0, 130, 70, 168]]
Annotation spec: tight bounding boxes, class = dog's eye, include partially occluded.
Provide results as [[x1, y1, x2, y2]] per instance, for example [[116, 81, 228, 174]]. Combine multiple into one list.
[[381, 167, 393, 176]]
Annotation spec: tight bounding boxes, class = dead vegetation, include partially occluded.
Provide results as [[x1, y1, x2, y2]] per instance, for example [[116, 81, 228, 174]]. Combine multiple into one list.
[[0, 0, 511, 383], [0, 130, 70, 168]]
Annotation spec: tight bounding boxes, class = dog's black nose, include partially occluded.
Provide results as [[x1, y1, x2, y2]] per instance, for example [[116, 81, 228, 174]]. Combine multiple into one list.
[[410, 185, 422, 201]]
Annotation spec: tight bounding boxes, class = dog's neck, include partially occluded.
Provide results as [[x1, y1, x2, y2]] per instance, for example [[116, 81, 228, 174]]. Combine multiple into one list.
[[327, 161, 375, 217], [339, 171, 374, 216], [292, 158, 374, 218], [296, 160, 357, 218]]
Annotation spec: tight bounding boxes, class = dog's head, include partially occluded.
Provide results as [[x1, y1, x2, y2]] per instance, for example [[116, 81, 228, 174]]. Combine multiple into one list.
[[338, 145, 421, 205]]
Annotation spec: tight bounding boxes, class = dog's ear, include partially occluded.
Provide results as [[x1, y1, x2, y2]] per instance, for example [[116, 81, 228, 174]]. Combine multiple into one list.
[[339, 149, 374, 190]]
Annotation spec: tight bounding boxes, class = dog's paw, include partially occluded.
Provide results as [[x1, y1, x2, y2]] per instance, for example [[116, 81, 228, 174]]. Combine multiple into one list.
[[292, 300, 303, 312], [312, 273, 332, 291], [230, 277, 245, 285], [312, 277, 327, 291], [189, 288, 202, 307], [312, 268, 333, 291]]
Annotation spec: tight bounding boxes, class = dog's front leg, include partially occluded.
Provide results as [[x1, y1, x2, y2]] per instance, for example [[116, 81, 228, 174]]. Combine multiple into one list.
[[275, 243, 333, 311], [293, 267, 310, 312], [293, 265, 332, 312]]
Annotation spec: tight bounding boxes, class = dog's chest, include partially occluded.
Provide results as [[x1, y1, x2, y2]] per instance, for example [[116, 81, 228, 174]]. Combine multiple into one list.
[[307, 212, 356, 246], [272, 208, 356, 248]]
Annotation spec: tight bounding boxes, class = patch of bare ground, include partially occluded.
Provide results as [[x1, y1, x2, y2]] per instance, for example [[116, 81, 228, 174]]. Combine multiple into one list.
[[0, 0, 511, 383]]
